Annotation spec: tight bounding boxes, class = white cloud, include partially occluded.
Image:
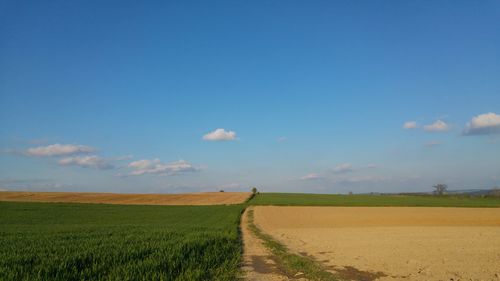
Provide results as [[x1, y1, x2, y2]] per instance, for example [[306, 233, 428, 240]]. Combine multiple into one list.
[[58, 156, 114, 170], [25, 143, 94, 157], [423, 120, 450, 132], [299, 173, 324, 181], [127, 159, 199, 176], [332, 163, 353, 174], [128, 159, 158, 170], [463, 112, 500, 135], [403, 121, 418, 129], [202, 128, 237, 141]]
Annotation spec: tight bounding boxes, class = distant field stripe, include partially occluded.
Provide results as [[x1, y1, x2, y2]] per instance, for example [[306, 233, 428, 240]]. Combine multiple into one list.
[[250, 193, 500, 207], [0, 191, 251, 205]]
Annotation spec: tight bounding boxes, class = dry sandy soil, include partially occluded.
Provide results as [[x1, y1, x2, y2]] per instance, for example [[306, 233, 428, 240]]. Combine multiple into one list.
[[254, 206, 500, 281], [0, 191, 251, 205], [241, 207, 305, 281]]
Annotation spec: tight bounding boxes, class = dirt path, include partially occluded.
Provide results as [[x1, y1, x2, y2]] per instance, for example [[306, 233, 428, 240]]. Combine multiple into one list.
[[241, 207, 295, 281]]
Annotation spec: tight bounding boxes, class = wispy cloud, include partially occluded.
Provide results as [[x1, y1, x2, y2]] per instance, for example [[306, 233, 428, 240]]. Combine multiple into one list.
[[127, 159, 200, 176], [25, 143, 95, 157], [463, 112, 500, 135], [299, 173, 324, 181], [58, 156, 114, 170], [202, 128, 237, 141], [403, 121, 418, 129], [302, 163, 375, 181], [423, 120, 450, 132], [18, 142, 132, 171], [298, 171, 388, 186], [332, 163, 354, 174]]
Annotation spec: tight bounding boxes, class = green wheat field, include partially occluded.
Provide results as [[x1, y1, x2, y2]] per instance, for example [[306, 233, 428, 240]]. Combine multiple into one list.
[[0, 202, 244, 281]]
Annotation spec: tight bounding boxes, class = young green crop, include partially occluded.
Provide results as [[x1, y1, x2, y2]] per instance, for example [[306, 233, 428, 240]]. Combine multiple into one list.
[[0, 202, 244, 281], [250, 193, 500, 207]]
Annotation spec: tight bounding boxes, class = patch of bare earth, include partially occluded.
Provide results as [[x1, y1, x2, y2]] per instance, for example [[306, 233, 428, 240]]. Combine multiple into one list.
[[254, 206, 500, 281], [0, 191, 251, 205], [241, 208, 307, 281]]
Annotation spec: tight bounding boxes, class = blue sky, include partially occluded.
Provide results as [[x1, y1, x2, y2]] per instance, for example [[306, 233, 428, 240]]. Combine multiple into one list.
[[1, 0, 499, 194]]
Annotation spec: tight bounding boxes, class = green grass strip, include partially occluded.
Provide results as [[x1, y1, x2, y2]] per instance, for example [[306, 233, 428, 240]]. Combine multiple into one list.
[[246, 209, 339, 281], [249, 193, 500, 207]]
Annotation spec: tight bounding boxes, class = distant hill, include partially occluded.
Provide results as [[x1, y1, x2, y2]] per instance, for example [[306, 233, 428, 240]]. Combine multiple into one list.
[[446, 189, 494, 196]]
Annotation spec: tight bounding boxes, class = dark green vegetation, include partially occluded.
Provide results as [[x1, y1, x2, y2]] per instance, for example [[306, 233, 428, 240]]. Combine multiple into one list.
[[0, 202, 244, 281], [250, 193, 500, 207], [246, 209, 337, 281]]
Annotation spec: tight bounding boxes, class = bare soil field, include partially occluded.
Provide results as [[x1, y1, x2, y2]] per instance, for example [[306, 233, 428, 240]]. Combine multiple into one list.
[[254, 206, 500, 281], [0, 191, 251, 205]]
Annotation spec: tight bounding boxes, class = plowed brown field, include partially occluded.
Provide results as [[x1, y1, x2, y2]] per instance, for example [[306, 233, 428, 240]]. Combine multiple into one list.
[[0, 191, 251, 205], [254, 206, 500, 281]]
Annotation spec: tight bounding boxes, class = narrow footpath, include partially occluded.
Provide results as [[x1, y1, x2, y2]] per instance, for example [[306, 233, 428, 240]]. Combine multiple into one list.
[[240, 207, 294, 281]]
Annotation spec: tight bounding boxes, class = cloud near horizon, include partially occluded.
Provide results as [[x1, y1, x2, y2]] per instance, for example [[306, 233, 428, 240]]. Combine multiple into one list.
[[332, 163, 354, 174], [299, 173, 324, 181], [336, 175, 388, 184], [463, 112, 500, 135], [58, 156, 114, 170], [299, 171, 388, 186], [202, 128, 237, 141], [127, 159, 199, 176], [423, 120, 450, 132], [25, 144, 94, 157]]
